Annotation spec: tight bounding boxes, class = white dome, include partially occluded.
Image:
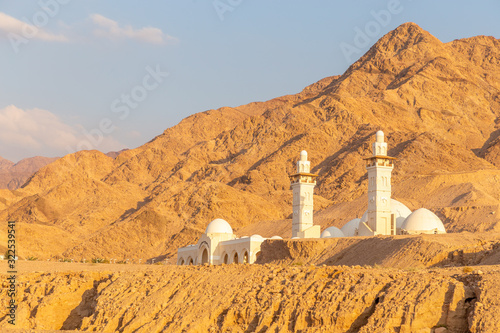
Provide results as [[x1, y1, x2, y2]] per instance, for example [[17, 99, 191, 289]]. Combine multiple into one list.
[[270, 236, 283, 240], [341, 218, 361, 237], [376, 130, 384, 143], [321, 226, 345, 238], [401, 208, 446, 233], [250, 234, 264, 240], [300, 150, 308, 161], [205, 218, 233, 234], [360, 199, 412, 229], [391, 200, 413, 228]]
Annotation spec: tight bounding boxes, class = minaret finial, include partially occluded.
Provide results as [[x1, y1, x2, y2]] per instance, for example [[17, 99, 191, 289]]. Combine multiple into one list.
[[373, 131, 388, 156], [297, 150, 310, 173], [300, 150, 307, 161], [376, 130, 384, 143]]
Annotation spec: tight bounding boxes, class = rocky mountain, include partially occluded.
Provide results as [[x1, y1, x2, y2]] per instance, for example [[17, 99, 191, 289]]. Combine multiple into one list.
[[0, 150, 128, 191], [0, 156, 59, 190], [0, 22, 499, 261]]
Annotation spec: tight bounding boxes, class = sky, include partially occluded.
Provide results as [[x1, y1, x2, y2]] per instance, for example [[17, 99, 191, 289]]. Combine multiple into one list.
[[0, 0, 499, 162]]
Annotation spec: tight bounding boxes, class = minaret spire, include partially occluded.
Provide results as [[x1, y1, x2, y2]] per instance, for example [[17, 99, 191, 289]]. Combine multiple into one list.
[[359, 131, 396, 236], [290, 150, 320, 238]]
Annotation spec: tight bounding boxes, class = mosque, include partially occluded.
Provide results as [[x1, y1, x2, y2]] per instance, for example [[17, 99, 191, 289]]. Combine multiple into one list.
[[176, 131, 446, 265]]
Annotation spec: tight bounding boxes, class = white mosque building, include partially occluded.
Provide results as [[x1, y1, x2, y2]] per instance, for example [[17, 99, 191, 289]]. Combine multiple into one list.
[[177, 131, 446, 265]]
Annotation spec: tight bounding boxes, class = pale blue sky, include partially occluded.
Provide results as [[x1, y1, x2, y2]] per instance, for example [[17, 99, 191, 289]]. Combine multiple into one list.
[[0, 0, 499, 161]]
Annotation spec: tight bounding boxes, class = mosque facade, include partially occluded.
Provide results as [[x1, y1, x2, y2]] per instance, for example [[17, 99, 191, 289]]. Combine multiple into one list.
[[176, 131, 447, 265]]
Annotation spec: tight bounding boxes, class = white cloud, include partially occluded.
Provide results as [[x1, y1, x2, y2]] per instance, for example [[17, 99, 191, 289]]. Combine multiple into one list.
[[128, 130, 142, 139], [0, 12, 68, 42], [90, 14, 177, 45], [0, 105, 126, 162]]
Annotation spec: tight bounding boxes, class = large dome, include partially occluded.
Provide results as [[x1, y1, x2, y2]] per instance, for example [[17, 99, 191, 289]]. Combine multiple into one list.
[[321, 226, 345, 238], [205, 218, 233, 234], [401, 208, 446, 234], [360, 199, 412, 229], [340, 218, 361, 237]]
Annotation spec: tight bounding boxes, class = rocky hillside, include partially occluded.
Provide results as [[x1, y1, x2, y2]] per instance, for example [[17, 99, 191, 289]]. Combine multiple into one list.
[[0, 22, 499, 261], [1, 263, 499, 332]]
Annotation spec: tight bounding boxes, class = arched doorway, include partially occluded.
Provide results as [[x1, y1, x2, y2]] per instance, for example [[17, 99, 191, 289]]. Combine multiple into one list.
[[188, 257, 194, 265], [223, 253, 229, 264], [243, 251, 249, 264], [233, 252, 239, 264], [179, 258, 185, 265], [201, 248, 209, 264]]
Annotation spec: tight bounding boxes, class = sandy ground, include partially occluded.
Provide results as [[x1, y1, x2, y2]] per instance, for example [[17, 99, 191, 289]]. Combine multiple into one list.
[[1, 260, 168, 274]]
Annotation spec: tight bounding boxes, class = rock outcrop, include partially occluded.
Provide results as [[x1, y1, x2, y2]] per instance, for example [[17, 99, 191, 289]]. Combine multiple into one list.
[[1, 264, 498, 332]]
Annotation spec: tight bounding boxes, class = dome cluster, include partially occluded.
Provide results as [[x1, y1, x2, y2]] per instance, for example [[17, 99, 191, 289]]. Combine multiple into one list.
[[335, 201, 446, 237]]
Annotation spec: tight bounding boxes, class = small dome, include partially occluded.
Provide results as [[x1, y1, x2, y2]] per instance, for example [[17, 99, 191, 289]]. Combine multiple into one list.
[[300, 150, 308, 161], [205, 218, 233, 234], [391, 200, 413, 228], [360, 199, 412, 229], [376, 130, 384, 143], [321, 226, 344, 238], [250, 234, 264, 240], [401, 208, 446, 233], [270, 235, 283, 240], [341, 218, 361, 237]]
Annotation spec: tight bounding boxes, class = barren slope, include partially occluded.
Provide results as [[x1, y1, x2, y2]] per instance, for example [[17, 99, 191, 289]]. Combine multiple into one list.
[[1, 263, 499, 332]]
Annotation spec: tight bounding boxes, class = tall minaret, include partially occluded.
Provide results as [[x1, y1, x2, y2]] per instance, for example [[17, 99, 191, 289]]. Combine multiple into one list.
[[290, 150, 319, 238], [363, 131, 396, 235]]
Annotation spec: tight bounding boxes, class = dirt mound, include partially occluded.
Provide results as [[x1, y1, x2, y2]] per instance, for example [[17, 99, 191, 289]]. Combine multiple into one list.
[[257, 232, 500, 269]]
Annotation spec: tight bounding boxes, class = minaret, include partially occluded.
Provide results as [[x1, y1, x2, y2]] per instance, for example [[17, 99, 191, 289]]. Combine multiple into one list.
[[290, 150, 320, 238], [362, 131, 396, 235]]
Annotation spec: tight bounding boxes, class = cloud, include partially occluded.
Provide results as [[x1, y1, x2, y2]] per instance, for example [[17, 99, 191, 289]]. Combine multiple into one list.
[[0, 105, 126, 162], [90, 14, 177, 45], [0, 12, 68, 42], [127, 130, 142, 139]]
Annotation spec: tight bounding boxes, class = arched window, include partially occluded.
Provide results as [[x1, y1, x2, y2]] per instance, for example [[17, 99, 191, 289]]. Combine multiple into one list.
[[233, 252, 239, 264], [243, 251, 249, 264], [188, 257, 194, 265], [201, 248, 209, 264], [178, 258, 185, 265], [223, 253, 229, 264]]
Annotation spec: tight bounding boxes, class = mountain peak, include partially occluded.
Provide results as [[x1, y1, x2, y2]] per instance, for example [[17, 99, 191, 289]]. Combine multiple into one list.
[[0, 156, 14, 170], [373, 22, 441, 55], [345, 22, 445, 78]]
